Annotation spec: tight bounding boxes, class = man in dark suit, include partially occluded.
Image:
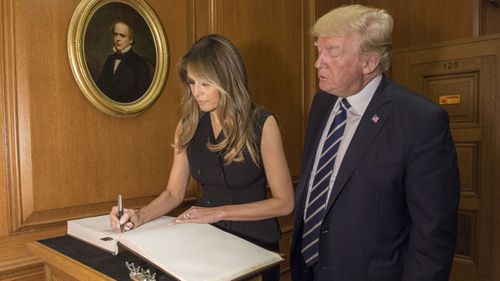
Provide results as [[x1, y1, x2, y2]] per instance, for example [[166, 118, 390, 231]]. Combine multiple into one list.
[[97, 20, 152, 103], [290, 4, 460, 281]]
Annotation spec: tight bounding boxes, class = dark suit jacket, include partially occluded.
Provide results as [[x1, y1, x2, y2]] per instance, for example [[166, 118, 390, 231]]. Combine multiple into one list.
[[96, 49, 152, 103], [290, 76, 460, 281]]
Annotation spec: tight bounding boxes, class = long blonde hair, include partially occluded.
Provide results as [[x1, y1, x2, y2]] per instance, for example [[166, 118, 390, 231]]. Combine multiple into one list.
[[175, 34, 259, 165]]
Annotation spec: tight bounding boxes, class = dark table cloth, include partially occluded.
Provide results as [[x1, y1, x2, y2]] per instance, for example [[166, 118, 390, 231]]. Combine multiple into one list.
[[39, 235, 176, 281]]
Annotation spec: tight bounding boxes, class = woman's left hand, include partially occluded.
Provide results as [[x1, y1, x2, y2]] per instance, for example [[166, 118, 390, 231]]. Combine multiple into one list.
[[175, 206, 224, 224]]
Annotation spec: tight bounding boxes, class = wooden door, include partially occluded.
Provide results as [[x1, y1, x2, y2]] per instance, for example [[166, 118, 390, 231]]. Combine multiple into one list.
[[393, 35, 500, 281]]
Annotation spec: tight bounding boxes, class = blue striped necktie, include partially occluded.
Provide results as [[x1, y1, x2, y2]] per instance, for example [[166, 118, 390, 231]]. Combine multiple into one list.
[[301, 98, 351, 266]]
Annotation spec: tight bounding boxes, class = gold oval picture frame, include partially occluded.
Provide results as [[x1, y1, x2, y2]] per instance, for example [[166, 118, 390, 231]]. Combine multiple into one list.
[[68, 0, 168, 116]]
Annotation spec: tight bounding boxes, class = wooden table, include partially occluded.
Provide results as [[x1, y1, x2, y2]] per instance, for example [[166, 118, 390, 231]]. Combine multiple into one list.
[[28, 236, 262, 281], [28, 241, 114, 281]]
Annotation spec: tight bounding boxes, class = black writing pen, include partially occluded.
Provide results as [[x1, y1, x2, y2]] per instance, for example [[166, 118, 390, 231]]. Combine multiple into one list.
[[118, 194, 124, 233]]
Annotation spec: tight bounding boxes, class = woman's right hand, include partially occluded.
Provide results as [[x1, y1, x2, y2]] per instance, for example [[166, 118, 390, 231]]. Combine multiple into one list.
[[109, 206, 142, 232]]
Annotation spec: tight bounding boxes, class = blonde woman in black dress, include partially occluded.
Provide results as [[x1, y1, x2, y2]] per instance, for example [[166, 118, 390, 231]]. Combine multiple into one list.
[[110, 34, 294, 281]]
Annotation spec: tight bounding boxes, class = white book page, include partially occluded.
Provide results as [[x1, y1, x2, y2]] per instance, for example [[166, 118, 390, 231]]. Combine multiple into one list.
[[67, 215, 120, 254], [67, 215, 282, 281], [73, 214, 117, 236], [121, 217, 282, 281]]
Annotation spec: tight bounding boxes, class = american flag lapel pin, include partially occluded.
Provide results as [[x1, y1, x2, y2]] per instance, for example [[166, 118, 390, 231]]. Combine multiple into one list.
[[371, 114, 380, 123]]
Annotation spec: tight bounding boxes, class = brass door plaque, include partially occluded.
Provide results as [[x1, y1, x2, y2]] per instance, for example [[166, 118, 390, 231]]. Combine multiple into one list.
[[439, 95, 461, 105]]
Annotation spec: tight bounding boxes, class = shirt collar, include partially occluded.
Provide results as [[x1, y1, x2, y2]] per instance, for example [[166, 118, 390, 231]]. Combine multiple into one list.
[[343, 74, 382, 116], [113, 45, 132, 55]]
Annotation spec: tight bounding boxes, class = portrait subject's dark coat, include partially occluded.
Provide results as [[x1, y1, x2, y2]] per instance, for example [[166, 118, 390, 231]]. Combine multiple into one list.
[[97, 49, 152, 103]]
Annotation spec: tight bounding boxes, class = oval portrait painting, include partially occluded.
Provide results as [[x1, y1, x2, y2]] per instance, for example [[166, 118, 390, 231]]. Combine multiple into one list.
[[68, 0, 168, 116], [85, 3, 155, 103]]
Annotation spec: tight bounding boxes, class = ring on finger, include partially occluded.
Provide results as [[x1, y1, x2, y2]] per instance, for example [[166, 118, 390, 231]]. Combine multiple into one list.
[[125, 222, 134, 230]]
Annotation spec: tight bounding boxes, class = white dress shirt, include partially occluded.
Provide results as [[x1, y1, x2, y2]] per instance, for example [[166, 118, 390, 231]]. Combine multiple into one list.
[[113, 45, 132, 73], [304, 74, 382, 218]]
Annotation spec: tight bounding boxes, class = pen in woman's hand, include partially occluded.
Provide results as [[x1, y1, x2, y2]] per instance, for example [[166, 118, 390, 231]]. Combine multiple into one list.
[[118, 194, 124, 233]]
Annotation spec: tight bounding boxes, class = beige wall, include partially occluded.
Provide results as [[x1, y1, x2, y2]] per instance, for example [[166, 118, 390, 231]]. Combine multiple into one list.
[[1, 0, 500, 280]]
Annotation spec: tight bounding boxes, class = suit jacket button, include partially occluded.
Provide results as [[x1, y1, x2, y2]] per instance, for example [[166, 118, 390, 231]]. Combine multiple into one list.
[[197, 170, 201, 175]]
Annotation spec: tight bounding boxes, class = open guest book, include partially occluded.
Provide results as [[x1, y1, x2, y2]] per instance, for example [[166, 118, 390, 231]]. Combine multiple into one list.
[[67, 215, 282, 281]]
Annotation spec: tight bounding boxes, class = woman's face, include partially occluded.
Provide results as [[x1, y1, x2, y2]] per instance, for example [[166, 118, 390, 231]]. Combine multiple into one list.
[[187, 68, 220, 113]]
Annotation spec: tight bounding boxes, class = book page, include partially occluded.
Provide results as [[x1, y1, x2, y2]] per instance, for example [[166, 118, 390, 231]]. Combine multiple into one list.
[[68, 215, 282, 281], [73, 214, 117, 235], [67, 215, 120, 254], [120, 217, 282, 281]]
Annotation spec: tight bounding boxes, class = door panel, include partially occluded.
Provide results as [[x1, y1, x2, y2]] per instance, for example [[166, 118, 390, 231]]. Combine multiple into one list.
[[393, 38, 498, 281]]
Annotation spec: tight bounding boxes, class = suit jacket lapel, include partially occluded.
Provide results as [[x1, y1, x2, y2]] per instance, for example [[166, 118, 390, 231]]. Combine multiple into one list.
[[295, 93, 338, 221], [303, 99, 338, 182], [325, 77, 393, 212]]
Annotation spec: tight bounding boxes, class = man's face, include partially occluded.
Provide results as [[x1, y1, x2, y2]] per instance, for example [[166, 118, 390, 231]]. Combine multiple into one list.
[[314, 34, 367, 97], [113, 22, 133, 52]]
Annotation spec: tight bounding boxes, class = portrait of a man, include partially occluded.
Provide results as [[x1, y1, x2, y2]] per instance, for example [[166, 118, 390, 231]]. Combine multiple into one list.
[[84, 2, 156, 103], [96, 20, 153, 102]]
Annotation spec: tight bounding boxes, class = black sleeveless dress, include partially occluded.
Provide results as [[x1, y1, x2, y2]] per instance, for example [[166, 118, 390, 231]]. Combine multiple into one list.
[[186, 108, 281, 280], [186, 108, 280, 244]]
